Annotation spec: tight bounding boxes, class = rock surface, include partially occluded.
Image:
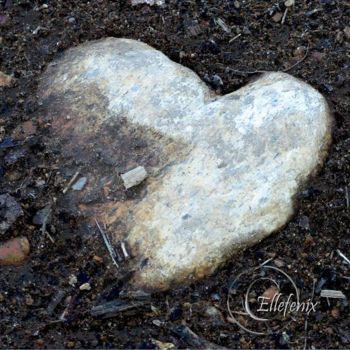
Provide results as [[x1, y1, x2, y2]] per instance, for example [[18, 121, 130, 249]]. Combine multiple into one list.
[[38, 38, 332, 291]]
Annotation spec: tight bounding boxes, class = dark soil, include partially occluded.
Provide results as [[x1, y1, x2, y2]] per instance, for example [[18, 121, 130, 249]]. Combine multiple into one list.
[[0, 0, 350, 349]]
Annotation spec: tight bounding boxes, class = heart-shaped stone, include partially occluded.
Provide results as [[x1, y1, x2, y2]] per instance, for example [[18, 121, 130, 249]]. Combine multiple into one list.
[[38, 38, 331, 291]]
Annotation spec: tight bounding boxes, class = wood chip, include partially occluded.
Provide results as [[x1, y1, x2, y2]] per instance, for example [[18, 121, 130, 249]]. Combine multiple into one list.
[[320, 289, 346, 299], [216, 17, 231, 33], [91, 300, 147, 318], [121, 166, 148, 189]]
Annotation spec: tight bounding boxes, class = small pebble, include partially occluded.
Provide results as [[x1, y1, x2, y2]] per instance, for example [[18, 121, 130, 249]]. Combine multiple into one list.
[[262, 286, 280, 303], [293, 46, 306, 58], [304, 235, 314, 245], [272, 12, 283, 22], [79, 282, 91, 291], [284, 0, 295, 7], [65, 341, 75, 349], [68, 274, 77, 286], [152, 319, 162, 327], [0, 237, 30, 266], [205, 306, 222, 318], [211, 293, 221, 301], [274, 258, 285, 267], [153, 339, 175, 350], [233, 1, 240, 8], [72, 177, 87, 190], [25, 294, 34, 306], [93, 255, 103, 263], [311, 51, 326, 61], [331, 307, 340, 319], [35, 339, 45, 348]]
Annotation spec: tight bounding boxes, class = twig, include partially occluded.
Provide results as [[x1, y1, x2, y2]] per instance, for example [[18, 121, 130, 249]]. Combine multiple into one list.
[[229, 33, 242, 43], [62, 170, 79, 194], [311, 278, 316, 300], [259, 257, 273, 267], [281, 8, 288, 24], [283, 46, 309, 72], [91, 300, 147, 318], [336, 249, 350, 265], [227, 68, 268, 76], [40, 204, 54, 243], [121, 241, 129, 258], [95, 219, 119, 268], [227, 45, 309, 76], [345, 186, 349, 209]]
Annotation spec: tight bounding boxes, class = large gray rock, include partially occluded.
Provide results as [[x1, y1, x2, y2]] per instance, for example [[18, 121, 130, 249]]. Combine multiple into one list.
[[38, 38, 332, 291]]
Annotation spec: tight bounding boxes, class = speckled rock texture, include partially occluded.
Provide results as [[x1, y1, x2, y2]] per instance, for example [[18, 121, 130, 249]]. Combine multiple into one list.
[[38, 38, 332, 291]]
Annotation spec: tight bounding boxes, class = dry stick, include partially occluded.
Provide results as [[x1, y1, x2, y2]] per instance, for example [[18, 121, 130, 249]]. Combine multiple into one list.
[[228, 46, 309, 75], [281, 7, 288, 25], [121, 241, 129, 258], [336, 249, 350, 265], [91, 300, 146, 318], [283, 46, 309, 72], [345, 186, 349, 209], [95, 219, 119, 268], [259, 257, 273, 267], [229, 33, 242, 43], [40, 205, 54, 243], [62, 170, 79, 194]]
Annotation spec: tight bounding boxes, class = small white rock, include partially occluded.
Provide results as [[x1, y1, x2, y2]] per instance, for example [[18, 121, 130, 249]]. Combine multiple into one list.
[[68, 275, 77, 286], [79, 282, 91, 291], [284, 0, 295, 7]]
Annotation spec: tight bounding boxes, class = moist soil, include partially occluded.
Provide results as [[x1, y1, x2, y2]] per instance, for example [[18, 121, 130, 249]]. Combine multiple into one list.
[[0, 0, 350, 349]]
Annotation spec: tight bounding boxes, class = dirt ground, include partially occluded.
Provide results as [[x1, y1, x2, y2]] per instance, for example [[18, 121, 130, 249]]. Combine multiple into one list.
[[0, 0, 350, 349]]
